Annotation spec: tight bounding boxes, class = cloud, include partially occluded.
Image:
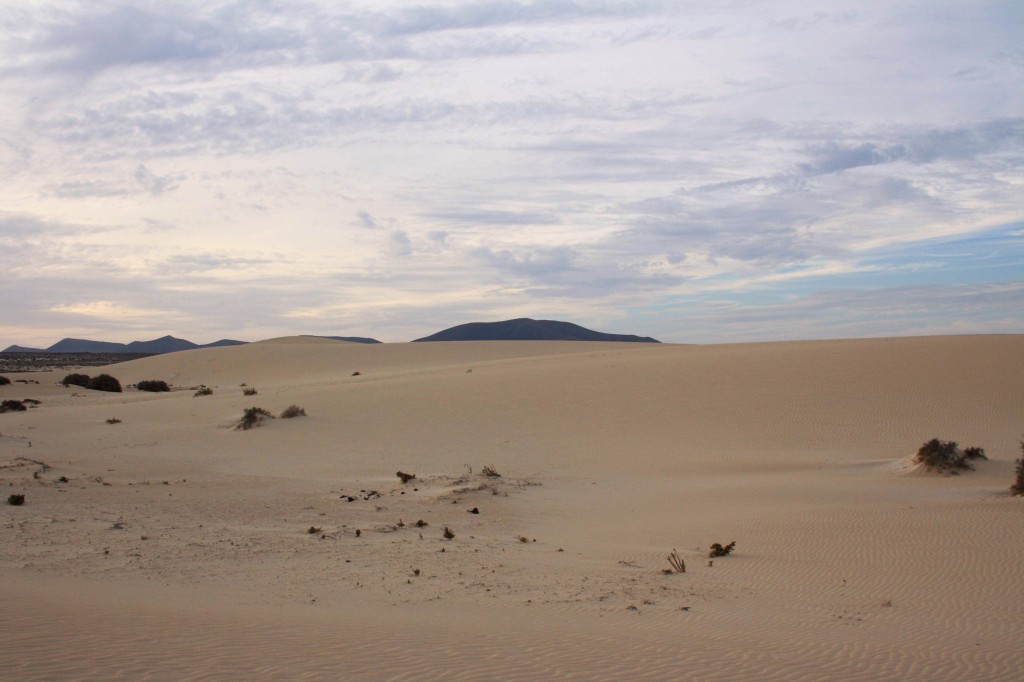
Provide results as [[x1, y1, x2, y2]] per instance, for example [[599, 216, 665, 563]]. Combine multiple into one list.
[[425, 208, 560, 225], [23, 4, 299, 77], [43, 180, 131, 198], [472, 245, 578, 277], [800, 142, 908, 176], [378, 0, 670, 35], [156, 253, 276, 275], [134, 164, 180, 195], [356, 210, 378, 229], [385, 229, 413, 257], [49, 299, 176, 321]]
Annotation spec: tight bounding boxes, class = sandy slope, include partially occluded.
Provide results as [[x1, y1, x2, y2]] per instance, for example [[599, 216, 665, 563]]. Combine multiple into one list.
[[1, 335, 1022, 680]]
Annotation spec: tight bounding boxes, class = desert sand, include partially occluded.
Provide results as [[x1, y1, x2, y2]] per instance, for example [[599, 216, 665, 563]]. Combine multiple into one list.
[[2, 334, 1022, 680]]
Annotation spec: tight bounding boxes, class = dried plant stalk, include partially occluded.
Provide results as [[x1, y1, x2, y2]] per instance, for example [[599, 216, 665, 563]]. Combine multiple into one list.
[[667, 549, 686, 573]]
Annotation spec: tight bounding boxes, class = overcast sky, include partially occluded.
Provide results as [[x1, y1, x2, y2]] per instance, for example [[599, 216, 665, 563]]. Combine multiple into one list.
[[2, 0, 1022, 346]]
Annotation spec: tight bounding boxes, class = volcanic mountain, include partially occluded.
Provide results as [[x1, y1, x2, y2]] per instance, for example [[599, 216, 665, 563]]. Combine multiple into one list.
[[413, 318, 659, 343]]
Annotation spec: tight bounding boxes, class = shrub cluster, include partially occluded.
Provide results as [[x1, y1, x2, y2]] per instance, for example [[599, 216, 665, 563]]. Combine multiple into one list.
[[136, 380, 170, 392], [0, 375, 10, 386], [61, 373, 122, 392], [243, 386, 258, 396], [87, 374, 122, 392], [1, 399, 27, 413], [193, 386, 213, 397], [914, 438, 986, 473]]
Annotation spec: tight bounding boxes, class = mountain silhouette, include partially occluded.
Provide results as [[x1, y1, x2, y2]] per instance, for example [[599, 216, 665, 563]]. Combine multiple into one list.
[[413, 318, 659, 343]]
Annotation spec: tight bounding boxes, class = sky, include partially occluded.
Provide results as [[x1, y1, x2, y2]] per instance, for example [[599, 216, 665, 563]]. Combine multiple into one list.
[[1, 0, 1022, 347]]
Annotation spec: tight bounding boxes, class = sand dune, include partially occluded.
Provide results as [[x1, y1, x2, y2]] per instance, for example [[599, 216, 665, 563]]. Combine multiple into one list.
[[2, 335, 1022, 680]]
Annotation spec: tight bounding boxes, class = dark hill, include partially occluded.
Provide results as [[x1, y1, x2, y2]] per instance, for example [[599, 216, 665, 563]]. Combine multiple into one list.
[[322, 336, 381, 344], [202, 339, 248, 348], [413, 318, 659, 343], [1, 345, 45, 353], [47, 338, 133, 353], [126, 335, 199, 354], [299, 335, 382, 344]]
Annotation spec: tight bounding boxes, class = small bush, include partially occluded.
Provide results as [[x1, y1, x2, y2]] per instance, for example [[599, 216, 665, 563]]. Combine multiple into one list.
[[280, 405, 306, 419], [137, 380, 170, 392], [1012, 439, 1024, 496], [914, 439, 986, 472], [709, 541, 736, 558], [443, 526, 455, 540], [243, 386, 258, 396], [8, 494, 25, 506], [87, 374, 122, 393], [193, 386, 213, 397], [1, 399, 27, 413], [0, 375, 10, 385], [481, 465, 501, 478], [396, 471, 416, 484], [237, 406, 273, 430], [106, 417, 122, 424], [62, 373, 91, 388]]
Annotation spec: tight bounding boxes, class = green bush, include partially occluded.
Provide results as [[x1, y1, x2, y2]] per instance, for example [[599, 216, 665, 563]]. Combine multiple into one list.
[[62, 373, 91, 388], [136, 380, 170, 392], [87, 374, 122, 393]]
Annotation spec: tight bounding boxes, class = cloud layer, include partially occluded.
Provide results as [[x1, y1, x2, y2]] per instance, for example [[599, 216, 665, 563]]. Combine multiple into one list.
[[1, 1, 1022, 346]]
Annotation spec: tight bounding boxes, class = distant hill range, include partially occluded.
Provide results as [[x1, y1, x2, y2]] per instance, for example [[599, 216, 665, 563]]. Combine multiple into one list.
[[2, 334, 383, 355], [3, 321, 654, 353], [413, 318, 660, 343], [2, 335, 249, 354]]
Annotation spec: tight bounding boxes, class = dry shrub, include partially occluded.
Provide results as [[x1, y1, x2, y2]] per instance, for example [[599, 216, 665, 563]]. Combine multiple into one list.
[[280, 405, 306, 419], [87, 374, 122, 392], [914, 439, 986, 473], [709, 541, 736, 558], [667, 549, 686, 573], [1, 399, 27, 413], [1012, 439, 1024, 496], [62, 373, 90, 388], [136, 380, 170, 392], [237, 407, 274, 430]]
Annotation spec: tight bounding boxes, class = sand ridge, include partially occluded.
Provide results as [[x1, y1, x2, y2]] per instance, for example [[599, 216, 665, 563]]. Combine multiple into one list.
[[1, 334, 1023, 680]]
